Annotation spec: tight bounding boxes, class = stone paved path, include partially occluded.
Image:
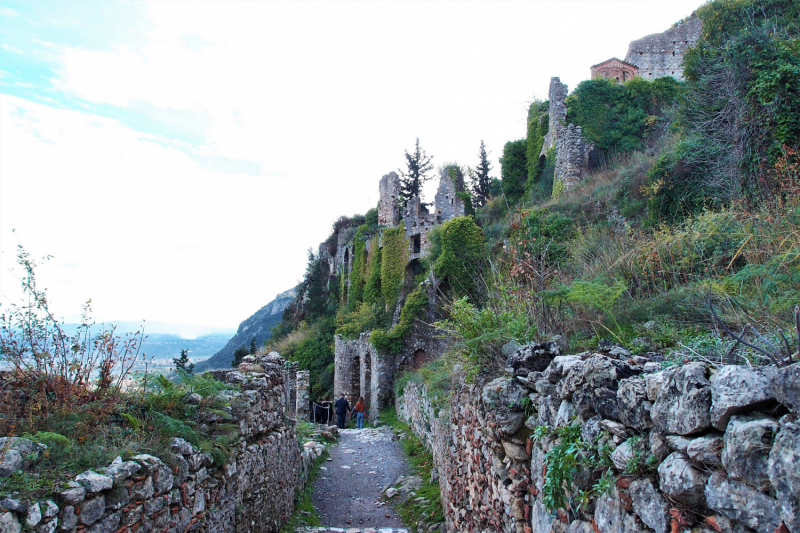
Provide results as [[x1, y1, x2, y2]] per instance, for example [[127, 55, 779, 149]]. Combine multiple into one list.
[[309, 427, 408, 530]]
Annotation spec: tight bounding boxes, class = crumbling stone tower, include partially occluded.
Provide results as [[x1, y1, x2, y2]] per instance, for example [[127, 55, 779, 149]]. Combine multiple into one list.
[[541, 77, 594, 193], [378, 172, 401, 226]]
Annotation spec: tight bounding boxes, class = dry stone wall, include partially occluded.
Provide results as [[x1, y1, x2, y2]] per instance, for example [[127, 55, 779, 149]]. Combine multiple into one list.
[[398, 341, 800, 533], [0, 353, 323, 533]]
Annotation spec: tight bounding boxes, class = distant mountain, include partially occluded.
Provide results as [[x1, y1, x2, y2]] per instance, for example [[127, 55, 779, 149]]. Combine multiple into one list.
[[193, 289, 296, 373]]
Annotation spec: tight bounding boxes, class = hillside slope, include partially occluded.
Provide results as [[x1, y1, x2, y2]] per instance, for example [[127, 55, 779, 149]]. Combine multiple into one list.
[[193, 288, 296, 372]]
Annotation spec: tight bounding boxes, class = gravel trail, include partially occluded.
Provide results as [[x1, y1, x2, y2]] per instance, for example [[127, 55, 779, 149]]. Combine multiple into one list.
[[310, 426, 408, 529]]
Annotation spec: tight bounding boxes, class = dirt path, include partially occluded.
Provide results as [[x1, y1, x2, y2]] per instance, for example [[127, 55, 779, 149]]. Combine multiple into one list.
[[310, 426, 408, 530]]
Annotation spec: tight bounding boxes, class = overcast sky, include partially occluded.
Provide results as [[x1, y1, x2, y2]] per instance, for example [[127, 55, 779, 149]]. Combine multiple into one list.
[[0, 0, 704, 333]]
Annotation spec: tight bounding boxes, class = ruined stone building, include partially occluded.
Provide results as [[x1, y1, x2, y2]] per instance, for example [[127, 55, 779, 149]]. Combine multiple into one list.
[[322, 169, 464, 418], [540, 77, 594, 193], [593, 15, 702, 82]]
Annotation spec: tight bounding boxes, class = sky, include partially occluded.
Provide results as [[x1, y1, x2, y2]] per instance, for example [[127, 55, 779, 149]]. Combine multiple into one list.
[[0, 0, 704, 333]]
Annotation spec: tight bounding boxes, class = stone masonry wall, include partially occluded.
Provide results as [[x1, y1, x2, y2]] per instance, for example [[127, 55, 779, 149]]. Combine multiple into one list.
[[0, 353, 323, 533], [379, 172, 402, 227], [625, 15, 702, 81], [398, 340, 800, 533], [333, 333, 394, 420], [541, 77, 594, 193]]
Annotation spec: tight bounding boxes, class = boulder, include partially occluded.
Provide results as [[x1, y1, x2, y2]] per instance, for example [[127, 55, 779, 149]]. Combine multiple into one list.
[[543, 355, 585, 383], [0, 513, 21, 533], [616, 376, 653, 430], [643, 367, 678, 402], [0, 500, 26, 513], [710, 365, 775, 430], [58, 506, 77, 531], [104, 457, 141, 485], [78, 496, 105, 526], [592, 387, 620, 421], [0, 437, 43, 458], [505, 341, 561, 375], [651, 362, 712, 435], [536, 394, 559, 429], [132, 455, 174, 494], [595, 486, 649, 533], [555, 360, 587, 400], [768, 420, 800, 532], [57, 482, 86, 505], [583, 355, 641, 389], [581, 416, 603, 445], [554, 400, 576, 427], [611, 439, 634, 472], [771, 362, 800, 412], [86, 513, 120, 533], [705, 472, 782, 533], [170, 438, 193, 455], [501, 441, 530, 461], [41, 502, 58, 519], [75, 470, 113, 493], [657, 452, 708, 507], [629, 478, 670, 533], [566, 521, 595, 533], [185, 393, 203, 405], [649, 430, 669, 462], [24, 503, 41, 529], [599, 419, 630, 439], [572, 387, 596, 420], [686, 434, 723, 466], [0, 450, 21, 477], [665, 435, 694, 453], [722, 415, 778, 490]]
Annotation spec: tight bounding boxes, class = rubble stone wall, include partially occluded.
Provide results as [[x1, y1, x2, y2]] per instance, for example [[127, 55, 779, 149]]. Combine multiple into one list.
[[398, 341, 800, 533], [625, 15, 702, 81], [0, 354, 320, 533]]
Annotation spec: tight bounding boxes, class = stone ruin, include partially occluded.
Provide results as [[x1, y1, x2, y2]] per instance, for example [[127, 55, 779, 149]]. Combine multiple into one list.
[[593, 14, 702, 83], [540, 77, 594, 193]]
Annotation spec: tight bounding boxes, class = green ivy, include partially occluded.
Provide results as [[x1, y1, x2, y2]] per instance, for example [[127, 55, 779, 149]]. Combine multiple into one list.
[[434, 216, 485, 300], [370, 287, 428, 355], [364, 234, 383, 304], [380, 223, 409, 310]]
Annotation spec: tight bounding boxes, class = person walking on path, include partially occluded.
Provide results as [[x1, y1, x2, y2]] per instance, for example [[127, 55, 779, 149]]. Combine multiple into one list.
[[334, 393, 350, 429], [352, 396, 367, 429]]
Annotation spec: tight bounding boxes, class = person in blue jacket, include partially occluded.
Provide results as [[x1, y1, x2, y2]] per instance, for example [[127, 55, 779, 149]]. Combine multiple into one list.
[[334, 393, 350, 429]]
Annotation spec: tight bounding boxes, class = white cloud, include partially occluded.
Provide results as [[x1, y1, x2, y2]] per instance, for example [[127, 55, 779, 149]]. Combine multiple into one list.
[[1, 43, 25, 54], [0, 7, 18, 17], [2, 0, 705, 328]]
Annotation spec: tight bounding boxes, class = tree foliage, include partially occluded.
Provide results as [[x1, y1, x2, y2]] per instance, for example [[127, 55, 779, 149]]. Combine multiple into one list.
[[399, 138, 434, 207], [434, 216, 486, 301], [472, 140, 493, 207], [500, 139, 527, 204], [173, 348, 194, 374]]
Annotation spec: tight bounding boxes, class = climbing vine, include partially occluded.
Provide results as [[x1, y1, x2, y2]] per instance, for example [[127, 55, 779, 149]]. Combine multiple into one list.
[[370, 287, 428, 355], [364, 234, 382, 304], [434, 216, 485, 300], [380, 223, 409, 309]]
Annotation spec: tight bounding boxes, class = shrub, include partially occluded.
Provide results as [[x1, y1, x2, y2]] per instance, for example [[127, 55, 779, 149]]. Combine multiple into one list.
[[500, 139, 527, 203], [434, 216, 486, 301], [370, 288, 428, 355]]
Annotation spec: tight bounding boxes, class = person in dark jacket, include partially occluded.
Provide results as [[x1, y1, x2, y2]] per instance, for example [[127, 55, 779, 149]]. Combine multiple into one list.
[[334, 393, 350, 429]]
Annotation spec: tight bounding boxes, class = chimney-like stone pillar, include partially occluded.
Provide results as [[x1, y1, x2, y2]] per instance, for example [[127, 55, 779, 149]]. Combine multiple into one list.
[[296, 370, 310, 421]]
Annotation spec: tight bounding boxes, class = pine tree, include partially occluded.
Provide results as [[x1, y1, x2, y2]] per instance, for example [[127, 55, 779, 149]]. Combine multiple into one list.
[[232, 345, 248, 368], [472, 140, 492, 207], [173, 348, 194, 374], [398, 138, 434, 208], [249, 337, 257, 355]]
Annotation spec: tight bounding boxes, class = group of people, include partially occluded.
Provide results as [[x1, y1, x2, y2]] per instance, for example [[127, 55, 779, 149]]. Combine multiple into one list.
[[334, 392, 367, 429]]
